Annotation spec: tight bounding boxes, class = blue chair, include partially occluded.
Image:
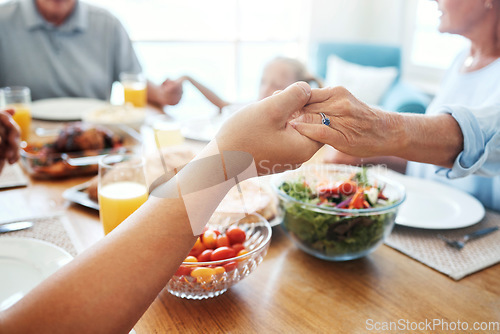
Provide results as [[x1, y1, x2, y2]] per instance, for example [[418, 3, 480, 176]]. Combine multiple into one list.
[[314, 42, 430, 114]]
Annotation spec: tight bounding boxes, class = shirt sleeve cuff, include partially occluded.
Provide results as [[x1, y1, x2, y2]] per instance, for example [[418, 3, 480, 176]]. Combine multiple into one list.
[[435, 105, 487, 179]]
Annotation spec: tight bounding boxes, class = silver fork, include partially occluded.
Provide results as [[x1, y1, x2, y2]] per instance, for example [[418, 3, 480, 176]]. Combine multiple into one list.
[[438, 226, 499, 250]]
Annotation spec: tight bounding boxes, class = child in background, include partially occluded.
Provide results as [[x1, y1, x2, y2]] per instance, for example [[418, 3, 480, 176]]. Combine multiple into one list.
[[181, 57, 323, 113]]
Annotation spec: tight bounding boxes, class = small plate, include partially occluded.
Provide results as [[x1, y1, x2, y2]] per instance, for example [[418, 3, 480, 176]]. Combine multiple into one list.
[[0, 237, 73, 310], [31, 98, 107, 121], [394, 175, 485, 229], [63, 181, 99, 210]]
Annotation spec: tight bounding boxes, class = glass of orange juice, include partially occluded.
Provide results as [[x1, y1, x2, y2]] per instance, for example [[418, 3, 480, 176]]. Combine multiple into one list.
[[120, 72, 147, 108], [98, 154, 148, 235], [152, 115, 184, 148], [0, 86, 31, 142]]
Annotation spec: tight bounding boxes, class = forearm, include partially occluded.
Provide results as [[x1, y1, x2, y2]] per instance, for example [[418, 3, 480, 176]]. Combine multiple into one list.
[[385, 112, 463, 168], [0, 141, 253, 334]]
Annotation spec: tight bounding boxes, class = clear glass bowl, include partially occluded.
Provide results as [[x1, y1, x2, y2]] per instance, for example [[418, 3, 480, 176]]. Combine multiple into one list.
[[272, 165, 406, 261], [167, 214, 272, 299]]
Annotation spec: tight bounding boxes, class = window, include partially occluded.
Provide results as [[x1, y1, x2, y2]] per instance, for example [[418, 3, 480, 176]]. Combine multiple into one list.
[[403, 0, 469, 92], [85, 0, 309, 119], [410, 0, 468, 69]]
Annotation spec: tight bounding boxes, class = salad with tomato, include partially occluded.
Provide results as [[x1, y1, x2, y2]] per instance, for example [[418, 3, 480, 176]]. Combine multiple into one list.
[[276, 168, 403, 260]]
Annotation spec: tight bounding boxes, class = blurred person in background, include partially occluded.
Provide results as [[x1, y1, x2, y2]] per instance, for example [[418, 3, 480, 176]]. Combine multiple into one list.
[[181, 57, 323, 113], [0, 0, 183, 108], [291, 0, 500, 211]]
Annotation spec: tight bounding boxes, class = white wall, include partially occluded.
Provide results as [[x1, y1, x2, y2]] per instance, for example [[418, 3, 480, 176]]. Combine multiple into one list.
[[308, 0, 406, 46]]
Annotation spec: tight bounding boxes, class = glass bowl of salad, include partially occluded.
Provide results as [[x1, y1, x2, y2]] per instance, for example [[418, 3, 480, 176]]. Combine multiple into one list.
[[272, 165, 406, 261], [167, 213, 272, 299]]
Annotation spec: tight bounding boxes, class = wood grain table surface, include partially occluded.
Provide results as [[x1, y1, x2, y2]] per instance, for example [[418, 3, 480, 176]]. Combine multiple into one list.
[[1, 118, 499, 334]]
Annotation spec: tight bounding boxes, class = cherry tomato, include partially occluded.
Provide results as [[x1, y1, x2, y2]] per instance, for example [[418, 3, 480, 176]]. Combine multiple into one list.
[[175, 265, 193, 277], [237, 249, 249, 257], [213, 266, 225, 275], [188, 238, 206, 257], [211, 246, 236, 261], [184, 256, 198, 263], [227, 227, 246, 244], [197, 249, 213, 262], [222, 261, 237, 272], [231, 243, 245, 254], [201, 230, 218, 249], [216, 235, 231, 248], [191, 267, 216, 283]]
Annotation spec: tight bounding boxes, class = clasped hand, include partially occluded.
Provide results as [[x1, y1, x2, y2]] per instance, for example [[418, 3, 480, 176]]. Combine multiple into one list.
[[216, 84, 399, 176]]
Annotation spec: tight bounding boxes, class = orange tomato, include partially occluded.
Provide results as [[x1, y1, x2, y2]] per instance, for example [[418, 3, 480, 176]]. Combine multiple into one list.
[[227, 227, 246, 244]]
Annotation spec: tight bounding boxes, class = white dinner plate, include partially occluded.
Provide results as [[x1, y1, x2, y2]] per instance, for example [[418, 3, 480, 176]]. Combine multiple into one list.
[[393, 175, 485, 229], [31, 98, 107, 121], [0, 237, 73, 310]]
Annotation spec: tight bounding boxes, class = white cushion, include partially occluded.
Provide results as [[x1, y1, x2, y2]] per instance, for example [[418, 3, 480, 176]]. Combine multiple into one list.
[[324, 55, 398, 105]]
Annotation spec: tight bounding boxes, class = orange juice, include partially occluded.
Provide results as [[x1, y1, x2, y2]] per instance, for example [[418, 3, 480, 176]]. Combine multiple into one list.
[[10, 104, 31, 142], [98, 181, 148, 234], [123, 83, 147, 108], [154, 124, 184, 148]]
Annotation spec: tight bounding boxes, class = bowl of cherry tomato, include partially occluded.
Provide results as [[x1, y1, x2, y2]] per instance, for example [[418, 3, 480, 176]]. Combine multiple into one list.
[[167, 213, 272, 299]]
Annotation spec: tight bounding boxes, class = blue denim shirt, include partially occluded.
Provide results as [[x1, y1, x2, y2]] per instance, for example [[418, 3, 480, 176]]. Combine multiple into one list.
[[407, 50, 500, 211], [0, 0, 141, 101]]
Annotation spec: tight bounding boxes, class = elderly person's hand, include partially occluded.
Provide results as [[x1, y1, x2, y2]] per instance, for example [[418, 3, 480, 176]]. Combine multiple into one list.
[[0, 109, 21, 173], [289, 86, 397, 157], [217, 81, 322, 174], [290, 86, 463, 168]]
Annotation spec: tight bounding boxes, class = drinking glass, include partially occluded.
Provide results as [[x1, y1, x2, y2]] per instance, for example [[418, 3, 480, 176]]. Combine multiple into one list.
[[152, 114, 184, 148], [98, 154, 148, 235], [120, 72, 147, 108], [0, 86, 32, 142]]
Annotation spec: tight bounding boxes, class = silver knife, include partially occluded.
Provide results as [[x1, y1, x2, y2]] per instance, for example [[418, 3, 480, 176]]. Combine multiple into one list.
[[62, 151, 126, 167], [0, 221, 34, 234]]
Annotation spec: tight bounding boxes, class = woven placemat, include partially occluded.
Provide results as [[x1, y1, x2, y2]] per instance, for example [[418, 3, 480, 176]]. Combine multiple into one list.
[[385, 210, 500, 280], [0, 163, 29, 189], [0, 215, 79, 257]]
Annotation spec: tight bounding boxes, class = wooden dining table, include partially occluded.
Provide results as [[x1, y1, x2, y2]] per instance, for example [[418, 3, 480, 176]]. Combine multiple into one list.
[[1, 118, 499, 334]]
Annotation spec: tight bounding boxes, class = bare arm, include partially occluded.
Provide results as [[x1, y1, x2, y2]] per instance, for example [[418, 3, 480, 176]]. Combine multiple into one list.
[[182, 75, 230, 111], [0, 82, 320, 334], [0, 195, 195, 334], [291, 86, 463, 168]]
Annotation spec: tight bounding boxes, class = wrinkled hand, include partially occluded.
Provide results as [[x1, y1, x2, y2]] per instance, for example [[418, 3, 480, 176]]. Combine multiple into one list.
[[0, 109, 21, 173], [290, 86, 401, 157], [216, 82, 323, 175], [158, 78, 184, 106]]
